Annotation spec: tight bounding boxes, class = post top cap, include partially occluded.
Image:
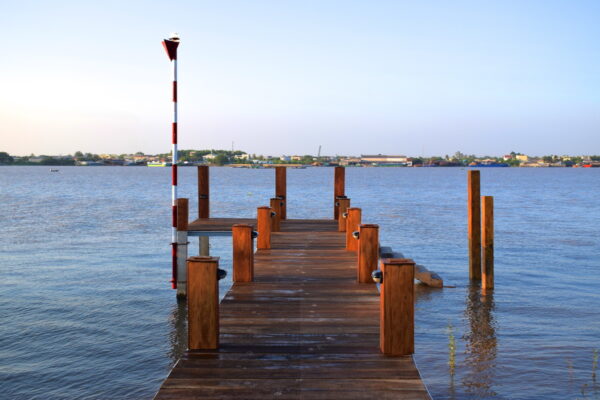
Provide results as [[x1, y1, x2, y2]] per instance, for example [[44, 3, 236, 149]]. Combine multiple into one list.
[[187, 256, 220, 262], [232, 223, 253, 228], [381, 257, 415, 266]]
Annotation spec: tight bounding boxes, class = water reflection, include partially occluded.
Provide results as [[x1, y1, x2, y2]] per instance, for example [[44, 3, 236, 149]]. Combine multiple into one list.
[[462, 286, 497, 398], [167, 298, 187, 364]]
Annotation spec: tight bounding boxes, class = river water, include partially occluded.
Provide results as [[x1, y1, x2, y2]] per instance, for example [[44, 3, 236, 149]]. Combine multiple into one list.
[[0, 166, 598, 399]]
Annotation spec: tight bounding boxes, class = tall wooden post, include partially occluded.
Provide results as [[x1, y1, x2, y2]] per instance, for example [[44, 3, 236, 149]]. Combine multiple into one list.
[[358, 224, 379, 283], [380, 258, 415, 356], [176, 198, 189, 297], [337, 198, 351, 232], [257, 207, 272, 250], [346, 207, 362, 251], [187, 256, 220, 350], [270, 198, 282, 232], [275, 167, 287, 220], [198, 166, 209, 218], [482, 196, 494, 290], [334, 166, 345, 219], [468, 170, 481, 280], [232, 224, 254, 282], [198, 166, 210, 256]]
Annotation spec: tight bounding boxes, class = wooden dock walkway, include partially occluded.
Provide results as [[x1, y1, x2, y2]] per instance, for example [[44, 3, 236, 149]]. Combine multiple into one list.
[[154, 219, 430, 399]]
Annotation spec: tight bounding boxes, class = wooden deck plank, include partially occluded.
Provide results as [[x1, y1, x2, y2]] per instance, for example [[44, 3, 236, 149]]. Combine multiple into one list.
[[155, 219, 430, 399]]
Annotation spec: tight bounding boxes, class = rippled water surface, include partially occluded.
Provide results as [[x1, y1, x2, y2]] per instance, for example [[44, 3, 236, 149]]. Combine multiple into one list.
[[1, 166, 599, 399]]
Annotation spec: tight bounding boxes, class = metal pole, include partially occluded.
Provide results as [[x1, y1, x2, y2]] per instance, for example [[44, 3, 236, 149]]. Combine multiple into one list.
[[163, 33, 180, 289]]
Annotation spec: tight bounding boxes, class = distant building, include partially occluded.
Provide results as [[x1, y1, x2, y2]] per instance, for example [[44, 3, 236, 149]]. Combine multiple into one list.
[[516, 155, 529, 162], [503, 154, 513, 160], [280, 155, 291, 162], [360, 154, 408, 165]]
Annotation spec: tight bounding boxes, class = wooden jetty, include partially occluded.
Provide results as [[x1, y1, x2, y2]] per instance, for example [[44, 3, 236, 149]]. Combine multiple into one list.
[[155, 166, 434, 399]]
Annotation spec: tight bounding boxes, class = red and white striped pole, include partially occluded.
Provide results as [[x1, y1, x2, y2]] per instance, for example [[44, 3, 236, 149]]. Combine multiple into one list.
[[162, 33, 180, 289]]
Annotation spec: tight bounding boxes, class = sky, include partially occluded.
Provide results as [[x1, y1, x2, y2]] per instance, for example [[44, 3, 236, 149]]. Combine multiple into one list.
[[1, 0, 599, 157]]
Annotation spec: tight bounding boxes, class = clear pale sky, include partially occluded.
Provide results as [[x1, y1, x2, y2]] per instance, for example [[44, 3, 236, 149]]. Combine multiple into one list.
[[1, 0, 599, 157]]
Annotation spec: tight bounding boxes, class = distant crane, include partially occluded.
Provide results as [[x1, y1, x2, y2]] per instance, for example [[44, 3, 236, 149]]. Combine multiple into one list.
[[313, 145, 322, 166]]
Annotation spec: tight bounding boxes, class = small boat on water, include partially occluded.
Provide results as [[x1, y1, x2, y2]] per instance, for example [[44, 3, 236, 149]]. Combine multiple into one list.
[[50, 169, 59, 172], [147, 162, 171, 167]]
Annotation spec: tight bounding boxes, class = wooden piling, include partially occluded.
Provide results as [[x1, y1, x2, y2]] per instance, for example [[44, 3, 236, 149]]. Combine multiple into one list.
[[176, 198, 189, 297], [197, 166, 209, 218], [345, 207, 362, 252], [482, 196, 494, 290], [337, 198, 351, 232], [232, 224, 254, 282], [468, 170, 481, 280], [187, 256, 220, 350], [358, 224, 379, 283], [270, 198, 282, 232], [275, 166, 286, 219], [176, 198, 189, 231], [334, 166, 345, 219], [380, 258, 415, 356], [257, 206, 272, 250]]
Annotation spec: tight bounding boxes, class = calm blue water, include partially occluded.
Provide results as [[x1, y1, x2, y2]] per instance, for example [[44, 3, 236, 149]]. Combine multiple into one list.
[[1, 166, 599, 399]]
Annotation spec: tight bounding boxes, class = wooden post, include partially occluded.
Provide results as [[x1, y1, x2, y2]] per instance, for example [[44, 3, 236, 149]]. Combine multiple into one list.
[[275, 166, 286, 219], [257, 206, 272, 250], [468, 170, 481, 280], [198, 166, 209, 218], [232, 224, 254, 282], [380, 258, 415, 356], [187, 256, 220, 350], [482, 196, 494, 290], [358, 224, 379, 283], [176, 198, 189, 297], [334, 166, 345, 219], [270, 198, 282, 232], [198, 166, 210, 257], [345, 207, 362, 251], [337, 198, 351, 232]]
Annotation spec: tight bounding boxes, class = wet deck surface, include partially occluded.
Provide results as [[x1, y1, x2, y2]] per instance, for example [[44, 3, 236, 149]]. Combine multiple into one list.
[[155, 219, 430, 399]]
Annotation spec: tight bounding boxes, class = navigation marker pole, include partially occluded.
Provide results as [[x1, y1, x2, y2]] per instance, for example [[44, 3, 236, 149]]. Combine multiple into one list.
[[163, 33, 180, 289]]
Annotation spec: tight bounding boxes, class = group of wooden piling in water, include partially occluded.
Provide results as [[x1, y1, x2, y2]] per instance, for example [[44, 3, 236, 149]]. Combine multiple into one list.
[[175, 166, 422, 357], [467, 170, 495, 290]]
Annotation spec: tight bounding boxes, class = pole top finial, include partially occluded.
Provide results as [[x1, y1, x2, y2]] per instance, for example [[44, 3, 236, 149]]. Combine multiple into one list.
[[162, 33, 180, 61]]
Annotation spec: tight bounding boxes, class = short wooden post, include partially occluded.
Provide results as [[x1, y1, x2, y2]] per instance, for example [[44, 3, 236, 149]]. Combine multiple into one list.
[[257, 206, 271, 250], [275, 166, 287, 219], [482, 196, 494, 290], [176, 198, 189, 297], [198, 166, 209, 218], [358, 224, 379, 283], [334, 166, 345, 219], [270, 198, 282, 232], [232, 224, 254, 282], [187, 256, 220, 350], [468, 170, 481, 280], [337, 198, 351, 232], [345, 207, 362, 251], [198, 166, 210, 256], [380, 258, 415, 356]]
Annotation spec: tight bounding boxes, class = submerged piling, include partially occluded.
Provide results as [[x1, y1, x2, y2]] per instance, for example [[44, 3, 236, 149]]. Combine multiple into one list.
[[482, 196, 494, 290], [468, 170, 481, 280]]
